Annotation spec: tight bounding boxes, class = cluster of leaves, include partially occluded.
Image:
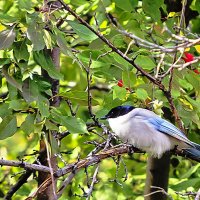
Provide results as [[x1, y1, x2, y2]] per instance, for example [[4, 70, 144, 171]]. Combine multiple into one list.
[[0, 0, 200, 199]]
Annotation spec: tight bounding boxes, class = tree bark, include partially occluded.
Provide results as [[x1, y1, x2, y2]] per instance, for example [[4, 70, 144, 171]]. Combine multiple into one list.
[[144, 152, 171, 200], [37, 47, 60, 200]]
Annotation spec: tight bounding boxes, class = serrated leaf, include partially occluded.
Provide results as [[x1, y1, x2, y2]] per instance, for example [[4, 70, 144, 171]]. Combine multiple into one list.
[[0, 115, 17, 140], [68, 20, 98, 41], [135, 55, 156, 70], [0, 28, 16, 50], [33, 50, 63, 79]]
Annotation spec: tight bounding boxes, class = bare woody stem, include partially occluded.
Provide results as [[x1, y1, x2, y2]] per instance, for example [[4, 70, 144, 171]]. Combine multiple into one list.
[[58, 0, 185, 131]]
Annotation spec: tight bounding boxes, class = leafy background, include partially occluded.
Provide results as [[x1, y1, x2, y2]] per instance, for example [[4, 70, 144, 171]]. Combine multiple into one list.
[[0, 0, 200, 199]]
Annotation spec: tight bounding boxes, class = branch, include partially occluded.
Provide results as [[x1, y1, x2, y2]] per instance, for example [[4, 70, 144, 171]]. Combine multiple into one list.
[[4, 169, 33, 200], [0, 159, 50, 172], [58, 0, 165, 91]]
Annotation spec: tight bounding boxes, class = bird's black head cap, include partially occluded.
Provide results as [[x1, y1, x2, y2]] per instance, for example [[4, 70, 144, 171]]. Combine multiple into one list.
[[101, 105, 135, 119]]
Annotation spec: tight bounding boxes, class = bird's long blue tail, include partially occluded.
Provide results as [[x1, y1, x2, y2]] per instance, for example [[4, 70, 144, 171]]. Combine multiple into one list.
[[183, 143, 200, 162]]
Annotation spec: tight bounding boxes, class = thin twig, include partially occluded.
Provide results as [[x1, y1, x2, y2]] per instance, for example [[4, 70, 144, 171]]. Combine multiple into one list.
[[42, 132, 57, 200]]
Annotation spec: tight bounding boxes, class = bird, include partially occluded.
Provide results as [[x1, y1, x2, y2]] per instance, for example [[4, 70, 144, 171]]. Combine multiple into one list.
[[101, 105, 200, 161]]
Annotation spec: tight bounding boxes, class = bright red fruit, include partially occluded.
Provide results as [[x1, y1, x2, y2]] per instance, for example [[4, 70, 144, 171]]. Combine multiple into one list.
[[193, 69, 200, 74], [117, 79, 123, 87], [182, 52, 194, 63]]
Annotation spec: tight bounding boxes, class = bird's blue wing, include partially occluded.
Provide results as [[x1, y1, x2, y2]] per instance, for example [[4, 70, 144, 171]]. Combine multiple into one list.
[[147, 117, 192, 145]]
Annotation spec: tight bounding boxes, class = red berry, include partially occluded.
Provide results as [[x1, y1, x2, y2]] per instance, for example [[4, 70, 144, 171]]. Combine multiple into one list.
[[193, 69, 200, 74], [117, 79, 123, 87], [182, 52, 194, 63]]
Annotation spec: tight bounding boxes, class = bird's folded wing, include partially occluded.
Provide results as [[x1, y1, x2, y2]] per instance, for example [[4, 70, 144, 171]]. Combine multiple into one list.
[[147, 117, 193, 146]]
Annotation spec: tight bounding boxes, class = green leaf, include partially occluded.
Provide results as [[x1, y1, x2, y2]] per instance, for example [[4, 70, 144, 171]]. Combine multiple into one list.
[[135, 55, 156, 70], [0, 28, 16, 50], [110, 53, 131, 70], [62, 116, 88, 134], [22, 76, 52, 103], [0, 115, 17, 140], [33, 50, 63, 79], [51, 109, 88, 134], [113, 86, 127, 100], [38, 96, 50, 118], [135, 88, 148, 100], [114, 0, 136, 12], [13, 40, 29, 61], [9, 99, 29, 111], [68, 20, 98, 41], [0, 103, 12, 118], [54, 28, 75, 57], [185, 72, 200, 92], [172, 178, 200, 191], [27, 21, 45, 51], [0, 58, 11, 66], [142, 0, 164, 22], [18, 0, 32, 10], [181, 163, 200, 179], [21, 114, 35, 135], [0, 13, 19, 24], [2, 66, 22, 91], [60, 91, 99, 105], [45, 120, 59, 131], [178, 79, 193, 91], [191, 0, 200, 14], [122, 71, 137, 88]]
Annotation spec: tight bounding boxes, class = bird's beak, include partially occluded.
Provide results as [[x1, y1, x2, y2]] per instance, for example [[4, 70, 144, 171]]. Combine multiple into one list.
[[100, 116, 107, 120]]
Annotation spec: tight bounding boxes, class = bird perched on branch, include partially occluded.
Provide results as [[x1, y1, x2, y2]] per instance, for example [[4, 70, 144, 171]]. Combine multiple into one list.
[[101, 105, 200, 162]]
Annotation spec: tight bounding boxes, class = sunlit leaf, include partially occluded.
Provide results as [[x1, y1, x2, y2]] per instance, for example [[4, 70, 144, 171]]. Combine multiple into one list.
[[135, 55, 156, 70], [33, 50, 63, 79], [68, 20, 98, 41], [0, 115, 17, 140], [9, 99, 29, 111], [0, 28, 16, 50], [113, 86, 127, 100], [135, 88, 148, 100], [114, 0, 137, 12], [51, 109, 88, 134]]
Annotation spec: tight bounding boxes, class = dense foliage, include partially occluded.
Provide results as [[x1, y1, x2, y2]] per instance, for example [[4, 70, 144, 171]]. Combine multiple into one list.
[[0, 0, 200, 199]]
